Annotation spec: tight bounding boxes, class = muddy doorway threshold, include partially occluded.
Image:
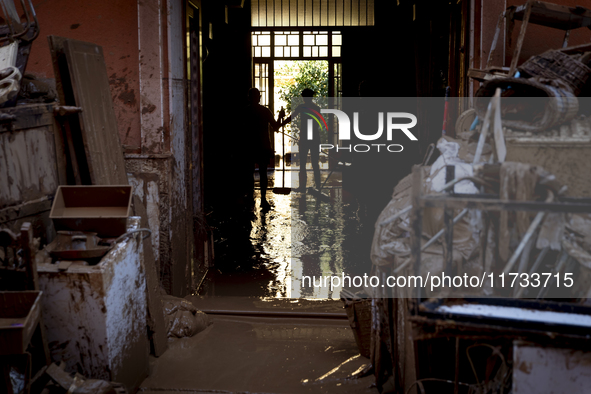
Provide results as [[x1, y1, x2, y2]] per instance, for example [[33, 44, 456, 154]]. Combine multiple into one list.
[[186, 296, 348, 320]]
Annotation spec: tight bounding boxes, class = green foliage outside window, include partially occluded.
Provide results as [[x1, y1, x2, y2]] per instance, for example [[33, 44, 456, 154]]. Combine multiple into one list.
[[276, 61, 329, 144]]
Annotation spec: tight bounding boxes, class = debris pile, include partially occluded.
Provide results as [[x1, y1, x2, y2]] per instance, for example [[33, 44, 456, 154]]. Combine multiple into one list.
[[162, 295, 212, 338], [31, 363, 127, 394]]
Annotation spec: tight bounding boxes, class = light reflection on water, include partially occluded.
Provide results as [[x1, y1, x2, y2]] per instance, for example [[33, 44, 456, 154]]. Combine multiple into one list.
[[203, 169, 371, 299]]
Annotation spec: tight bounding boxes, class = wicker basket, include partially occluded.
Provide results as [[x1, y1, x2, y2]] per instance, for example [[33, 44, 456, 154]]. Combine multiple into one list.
[[518, 50, 591, 96], [474, 77, 578, 132], [342, 297, 372, 358]]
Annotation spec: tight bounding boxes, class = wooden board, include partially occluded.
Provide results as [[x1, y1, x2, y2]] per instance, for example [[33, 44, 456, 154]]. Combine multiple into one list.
[[48, 36, 89, 185], [63, 39, 128, 186], [133, 195, 167, 357], [48, 36, 127, 186], [0, 118, 60, 209]]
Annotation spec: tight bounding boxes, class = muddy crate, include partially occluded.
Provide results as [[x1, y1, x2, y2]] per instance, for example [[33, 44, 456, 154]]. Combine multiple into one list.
[[0, 291, 42, 355]]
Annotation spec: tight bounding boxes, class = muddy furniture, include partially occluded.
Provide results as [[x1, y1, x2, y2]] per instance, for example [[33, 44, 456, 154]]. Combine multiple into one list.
[[0, 222, 50, 394], [402, 164, 591, 392], [0, 223, 39, 291], [0, 291, 46, 394], [412, 299, 591, 393], [0, 103, 63, 244], [468, 0, 591, 81], [37, 217, 149, 393], [49, 185, 132, 237]]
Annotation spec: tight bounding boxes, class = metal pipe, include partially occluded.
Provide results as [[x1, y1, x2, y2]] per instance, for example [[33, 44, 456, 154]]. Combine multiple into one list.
[[379, 205, 412, 227], [26, 0, 39, 41], [502, 192, 553, 274], [441, 176, 493, 192], [198, 309, 348, 320], [379, 176, 489, 228], [112, 228, 152, 245]]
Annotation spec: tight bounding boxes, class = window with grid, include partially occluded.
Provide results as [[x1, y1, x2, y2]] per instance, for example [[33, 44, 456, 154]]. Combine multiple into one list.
[[252, 31, 342, 59]]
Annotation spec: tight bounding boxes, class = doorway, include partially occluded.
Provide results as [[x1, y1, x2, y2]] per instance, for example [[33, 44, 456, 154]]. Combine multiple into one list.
[[252, 30, 343, 173]]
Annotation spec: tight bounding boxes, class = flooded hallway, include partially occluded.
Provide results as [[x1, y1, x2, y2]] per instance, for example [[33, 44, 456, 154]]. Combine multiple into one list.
[[137, 166, 383, 393], [3, 0, 591, 393]]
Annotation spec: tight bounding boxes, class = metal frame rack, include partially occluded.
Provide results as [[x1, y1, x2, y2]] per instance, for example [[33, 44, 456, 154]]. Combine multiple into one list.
[[403, 164, 591, 393], [409, 164, 591, 300]]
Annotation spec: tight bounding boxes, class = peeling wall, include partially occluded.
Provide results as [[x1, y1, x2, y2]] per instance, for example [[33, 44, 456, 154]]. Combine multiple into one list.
[[125, 154, 173, 291], [21, 0, 195, 296], [168, 0, 192, 297], [128, 173, 161, 262], [138, 0, 166, 154]]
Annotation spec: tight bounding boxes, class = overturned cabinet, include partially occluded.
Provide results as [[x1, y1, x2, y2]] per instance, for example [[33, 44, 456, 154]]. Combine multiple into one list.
[[37, 217, 149, 392]]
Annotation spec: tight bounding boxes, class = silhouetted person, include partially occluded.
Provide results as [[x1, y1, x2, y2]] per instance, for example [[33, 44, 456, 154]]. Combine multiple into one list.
[[244, 88, 285, 210], [284, 88, 322, 192]]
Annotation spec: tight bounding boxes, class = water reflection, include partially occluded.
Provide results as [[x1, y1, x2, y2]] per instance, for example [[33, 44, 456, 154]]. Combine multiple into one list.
[[202, 169, 372, 299]]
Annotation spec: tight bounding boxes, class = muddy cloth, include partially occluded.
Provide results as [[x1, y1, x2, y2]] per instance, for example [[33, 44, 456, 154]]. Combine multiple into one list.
[[162, 295, 211, 338], [369, 138, 484, 392], [73, 379, 117, 394], [562, 214, 591, 298], [562, 214, 591, 270], [18, 74, 57, 104], [371, 138, 482, 281], [495, 164, 591, 274]]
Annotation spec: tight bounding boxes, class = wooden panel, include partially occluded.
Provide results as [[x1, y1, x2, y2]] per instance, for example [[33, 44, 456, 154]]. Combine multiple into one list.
[[0, 123, 59, 208], [48, 36, 91, 185], [63, 39, 128, 186], [0, 102, 66, 193], [0, 104, 54, 133]]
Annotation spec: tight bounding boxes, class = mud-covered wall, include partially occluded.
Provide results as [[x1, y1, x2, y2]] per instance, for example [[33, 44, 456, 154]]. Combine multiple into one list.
[[25, 0, 141, 150], [126, 154, 174, 291], [23, 1, 194, 296]]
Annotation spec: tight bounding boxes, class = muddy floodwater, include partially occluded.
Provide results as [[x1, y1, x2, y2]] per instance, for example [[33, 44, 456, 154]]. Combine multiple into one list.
[[201, 169, 379, 299]]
